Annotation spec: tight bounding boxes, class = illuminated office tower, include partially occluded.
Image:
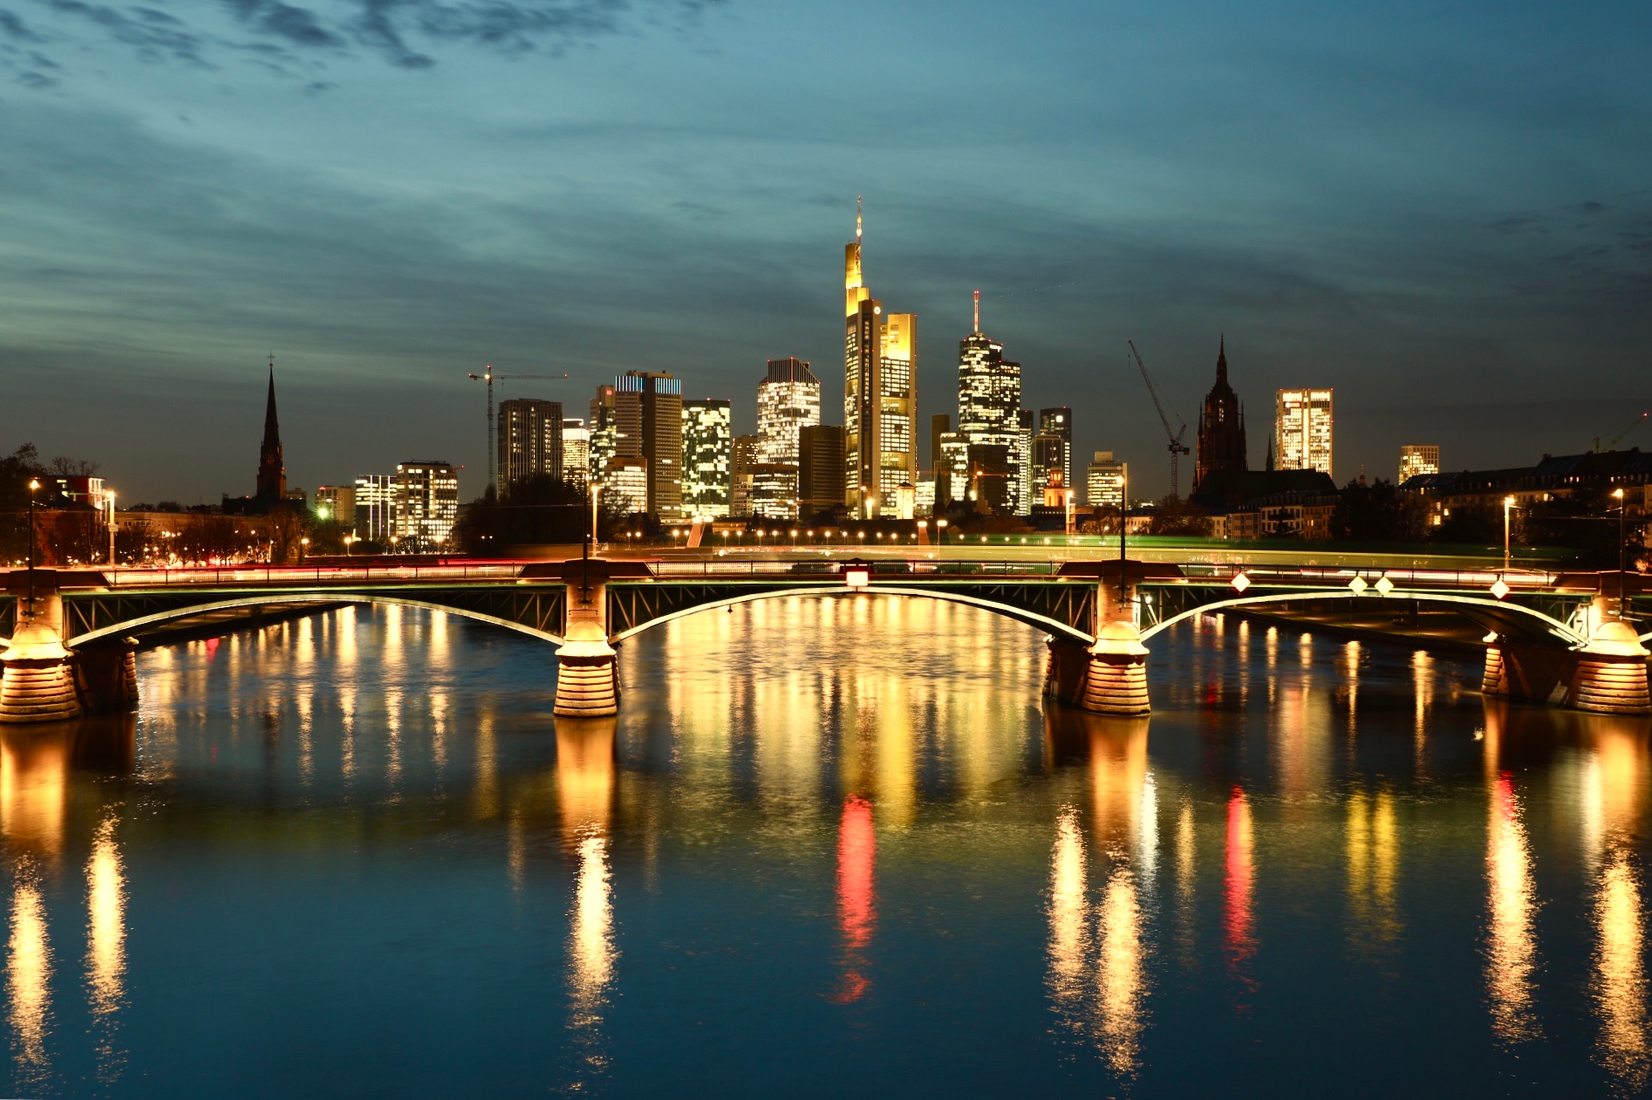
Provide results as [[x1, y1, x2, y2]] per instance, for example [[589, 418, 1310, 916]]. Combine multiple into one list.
[[353, 474, 396, 541], [1036, 407, 1073, 490], [749, 464, 799, 521], [757, 358, 820, 465], [603, 457, 649, 516], [955, 290, 1024, 514], [394, 460, 459, 549], [561, 419, 589, 490], [315, 484, 354, 526], [1275, 387, 1335, 478], [682, 398, 732, 520], [1018, 409, 1034, 514], [1195, 338, 1248, 491], [730, 433, 760, 518], [497, 398, 562, 494], [1398, 444, 1440, 485], [843, 198, 918, 517], [607, 371, 683, 522], [1086, 451, 1127, 509], [588, 384, 625, 485]]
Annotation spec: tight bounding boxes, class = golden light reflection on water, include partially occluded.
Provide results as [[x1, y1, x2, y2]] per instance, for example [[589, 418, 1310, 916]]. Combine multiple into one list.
[[1411, 651, 1434, 776], [1047, 804, 1089, 1009], [85, 810, 127, 1084], [1581, 719, 1650, 1088], [1097, 865, 1145, 1075], [0, 733, 67, 858], [658, 595, 1040, 813], [1345, 787, 1401, 962], [559, 718, 617, 1079], [7, 858, 52, 1087], [1043, 714, 1153, 1073], [1485, 769, 1541, 1043]]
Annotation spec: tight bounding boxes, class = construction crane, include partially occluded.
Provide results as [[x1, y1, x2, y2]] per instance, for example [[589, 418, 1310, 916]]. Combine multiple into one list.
[[1128, 340, 1191, 499], [466, 365, 572, 498], [1596, 410, 1649, 453]]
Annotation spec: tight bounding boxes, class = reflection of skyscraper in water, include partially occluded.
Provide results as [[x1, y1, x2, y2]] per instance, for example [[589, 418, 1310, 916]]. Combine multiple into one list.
[[1224, 787, 1257, 1004]]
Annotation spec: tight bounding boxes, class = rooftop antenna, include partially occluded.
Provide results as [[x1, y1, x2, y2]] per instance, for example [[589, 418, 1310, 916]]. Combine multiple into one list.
[[855, 194, 862, 241], [973, 288, 980, 333]]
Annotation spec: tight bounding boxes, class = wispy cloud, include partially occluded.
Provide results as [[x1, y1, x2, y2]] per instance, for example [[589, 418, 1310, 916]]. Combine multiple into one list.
[[7, 0, 727, 85]]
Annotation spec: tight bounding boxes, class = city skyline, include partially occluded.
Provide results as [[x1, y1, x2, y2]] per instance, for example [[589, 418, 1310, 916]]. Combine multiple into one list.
[[2, 2, 1648, 505]]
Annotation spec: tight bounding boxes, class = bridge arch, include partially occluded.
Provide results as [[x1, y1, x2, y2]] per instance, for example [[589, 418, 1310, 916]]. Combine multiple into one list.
[[608, 585, 1093, 645], [1138, 588, 1587, 647], [67, 593, 565, 649]]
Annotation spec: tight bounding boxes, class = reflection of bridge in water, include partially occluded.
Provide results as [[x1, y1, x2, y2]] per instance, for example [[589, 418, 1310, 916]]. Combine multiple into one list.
[[0, 555, 1647, 723]]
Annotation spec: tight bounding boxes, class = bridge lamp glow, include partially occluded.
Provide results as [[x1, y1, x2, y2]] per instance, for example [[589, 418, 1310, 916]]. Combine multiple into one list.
[[1348, 575, 1369, 595], [1489, 577, 1511, 600], [1231, 572, 1251, 593], [1374, 576, 1395, 596], [844, 566, 870, 588]]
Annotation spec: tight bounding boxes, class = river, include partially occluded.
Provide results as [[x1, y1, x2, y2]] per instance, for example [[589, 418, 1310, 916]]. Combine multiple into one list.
[[1, 598, 1647, 1096]]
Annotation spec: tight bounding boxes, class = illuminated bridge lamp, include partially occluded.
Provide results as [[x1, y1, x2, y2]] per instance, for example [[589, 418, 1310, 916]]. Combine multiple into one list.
[[1231, 572, 1251, 594], [1490, 577, 1511, 600], [1348, 575, 1369, 596], [1374, 576, 1395, 596], [844, 565, 871, 589]]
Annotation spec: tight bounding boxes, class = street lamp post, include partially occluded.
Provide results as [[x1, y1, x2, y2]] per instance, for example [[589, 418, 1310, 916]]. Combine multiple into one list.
[[1614, 487, 1627, 618], [26, 477, 40, 618], [1503, 495, 1514, 574]]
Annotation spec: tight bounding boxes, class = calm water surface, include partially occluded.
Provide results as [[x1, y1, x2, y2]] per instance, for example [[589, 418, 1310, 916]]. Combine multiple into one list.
[[2, 598, 1649, 1096]]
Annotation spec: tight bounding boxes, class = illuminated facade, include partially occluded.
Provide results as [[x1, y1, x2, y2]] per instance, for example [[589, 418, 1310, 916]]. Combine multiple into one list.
[[1398, 443, 1440, 485], [1195, 338, 1247, 492], [749, 463, 799, 521], [315, 484, 354, 525], [757, 358, 820, 466], [1034, 407, 1072, 497], [955, 291, 1025, 515], [1086, 450, 1127, 509], [497, 398, 563, 493], [843, 198, 918, 517], [1275, 387, 1334, 479], [682, 398, 732, 520], [602, 457, 649, 516], [588, 385, 623, 487], [394, 460, 459, 548], [561, 419, 589, 490], [353, 474, 395, 541], [730, 433, 760, 518]]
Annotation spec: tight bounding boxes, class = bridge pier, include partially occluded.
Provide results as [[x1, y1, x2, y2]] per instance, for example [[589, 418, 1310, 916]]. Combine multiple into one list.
[[1484, 621, 1650, 715], [1081, 620, 1152, 716], [0, 591, 82, 724], [554, 578, 619, 718]]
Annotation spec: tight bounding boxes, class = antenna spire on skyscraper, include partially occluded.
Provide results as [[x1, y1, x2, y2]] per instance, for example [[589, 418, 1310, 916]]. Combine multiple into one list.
[[973, 289, 980, 333], [855, 194, 862, 241]]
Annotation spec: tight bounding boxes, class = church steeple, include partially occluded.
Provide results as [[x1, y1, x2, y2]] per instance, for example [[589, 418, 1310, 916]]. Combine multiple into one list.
[[257, 355, 287, 505], [1216, 334, 1228, 386], [1193, 336, 1248, 494]]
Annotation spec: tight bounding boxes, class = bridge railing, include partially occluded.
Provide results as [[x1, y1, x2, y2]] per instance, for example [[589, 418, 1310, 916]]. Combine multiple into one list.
[[94, 563, 525, 587], [644, 558, 1066, 578]]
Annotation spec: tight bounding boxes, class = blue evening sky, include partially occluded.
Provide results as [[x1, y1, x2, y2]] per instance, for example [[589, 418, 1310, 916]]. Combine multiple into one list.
[[2, 0, 1648, 503]]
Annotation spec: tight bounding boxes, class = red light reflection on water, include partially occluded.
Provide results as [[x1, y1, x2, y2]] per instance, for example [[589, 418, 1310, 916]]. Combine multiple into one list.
[[1225, 786, 1257, 1004], [834, 794, 876, 1003]]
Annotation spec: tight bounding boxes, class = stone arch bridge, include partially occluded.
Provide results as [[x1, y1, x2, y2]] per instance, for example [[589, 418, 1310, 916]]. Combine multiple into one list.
[[1, 557, 1645, 723]]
